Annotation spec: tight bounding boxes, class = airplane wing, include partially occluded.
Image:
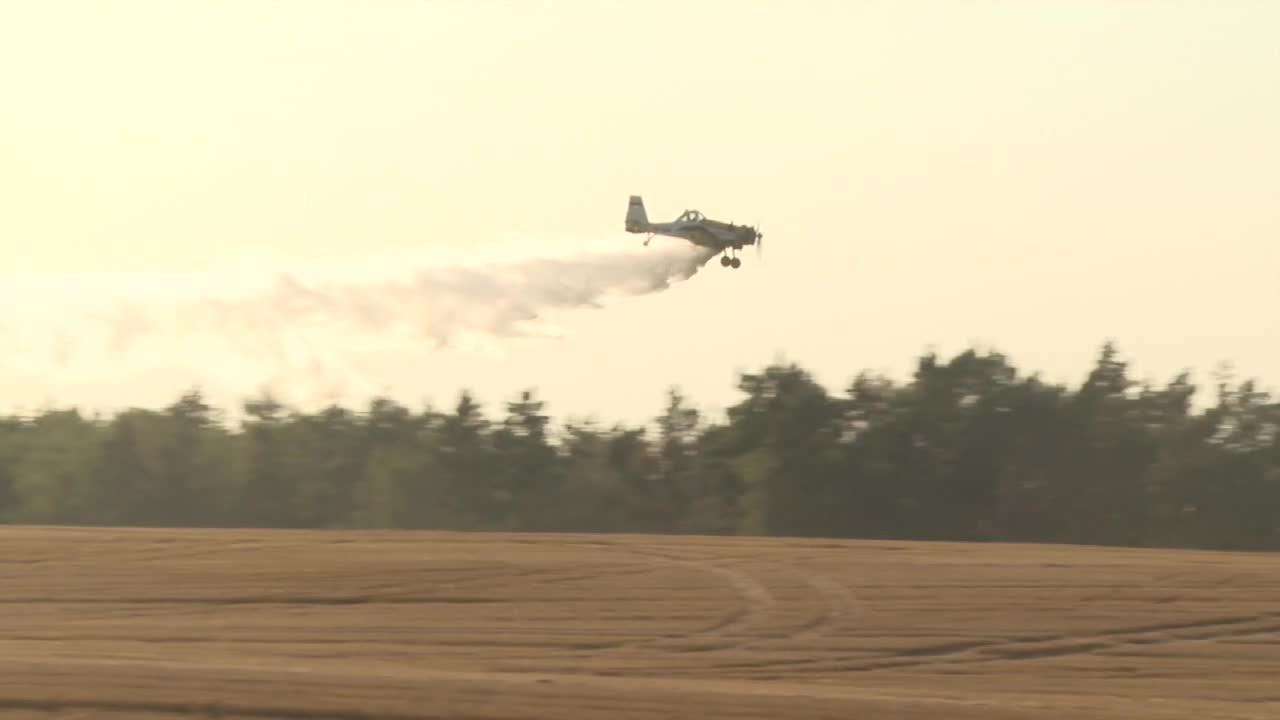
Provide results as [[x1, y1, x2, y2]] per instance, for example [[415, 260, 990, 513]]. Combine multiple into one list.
[[685, 226, 725, 248]]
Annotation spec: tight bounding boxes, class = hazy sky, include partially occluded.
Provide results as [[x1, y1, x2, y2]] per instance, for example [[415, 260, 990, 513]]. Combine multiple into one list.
[[2, 1, 1278, 425]]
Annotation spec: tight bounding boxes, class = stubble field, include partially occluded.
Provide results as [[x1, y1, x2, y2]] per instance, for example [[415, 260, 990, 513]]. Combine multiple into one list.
[[1, 525, 1278, 719]]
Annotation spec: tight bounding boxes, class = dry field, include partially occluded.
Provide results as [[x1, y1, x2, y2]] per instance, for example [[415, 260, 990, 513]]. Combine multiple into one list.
[[1, 526, 1278, 719]]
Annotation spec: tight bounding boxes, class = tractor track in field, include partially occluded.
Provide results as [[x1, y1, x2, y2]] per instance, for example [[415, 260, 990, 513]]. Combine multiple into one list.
[[713, 611, 1280, 677], [546, 541, 860, 662]]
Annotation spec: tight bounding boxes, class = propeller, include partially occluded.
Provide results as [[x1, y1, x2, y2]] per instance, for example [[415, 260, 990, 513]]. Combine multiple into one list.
[[755, 224, 763, 258]]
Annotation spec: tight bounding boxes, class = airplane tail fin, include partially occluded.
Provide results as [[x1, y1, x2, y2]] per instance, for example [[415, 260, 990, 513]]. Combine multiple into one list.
[[625, 195, 648, 232]]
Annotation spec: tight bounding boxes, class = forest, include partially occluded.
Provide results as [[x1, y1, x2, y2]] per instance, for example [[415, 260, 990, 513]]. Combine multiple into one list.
[[1, 342, 1277, 551]]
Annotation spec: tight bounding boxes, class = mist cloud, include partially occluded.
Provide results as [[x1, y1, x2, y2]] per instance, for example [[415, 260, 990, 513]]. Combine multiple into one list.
[[2, 240, 719, 409], [165, 241, 716, 348]]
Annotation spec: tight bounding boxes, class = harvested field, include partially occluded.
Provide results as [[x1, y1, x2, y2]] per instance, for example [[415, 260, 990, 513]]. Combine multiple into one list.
[[1, 526, 1278, 719]]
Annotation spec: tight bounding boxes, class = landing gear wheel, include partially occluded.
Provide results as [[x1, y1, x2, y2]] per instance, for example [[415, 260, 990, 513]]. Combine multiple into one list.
[[720, 255, 731, 267], [730, 257, 741, 269]]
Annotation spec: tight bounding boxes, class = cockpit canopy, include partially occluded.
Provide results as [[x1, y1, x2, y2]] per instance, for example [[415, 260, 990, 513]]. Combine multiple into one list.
[[676, 209, 704, 222]]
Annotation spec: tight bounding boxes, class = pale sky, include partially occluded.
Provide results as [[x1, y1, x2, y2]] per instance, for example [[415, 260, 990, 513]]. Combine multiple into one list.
[[2, 1, 1278, 425]]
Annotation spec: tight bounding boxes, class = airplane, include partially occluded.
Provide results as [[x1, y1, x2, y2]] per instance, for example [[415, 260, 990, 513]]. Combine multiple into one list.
[[624, 195, 762, 269]]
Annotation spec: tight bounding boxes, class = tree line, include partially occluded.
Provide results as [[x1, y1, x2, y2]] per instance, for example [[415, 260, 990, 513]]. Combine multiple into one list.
[[1, 342, 1276, 550]]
